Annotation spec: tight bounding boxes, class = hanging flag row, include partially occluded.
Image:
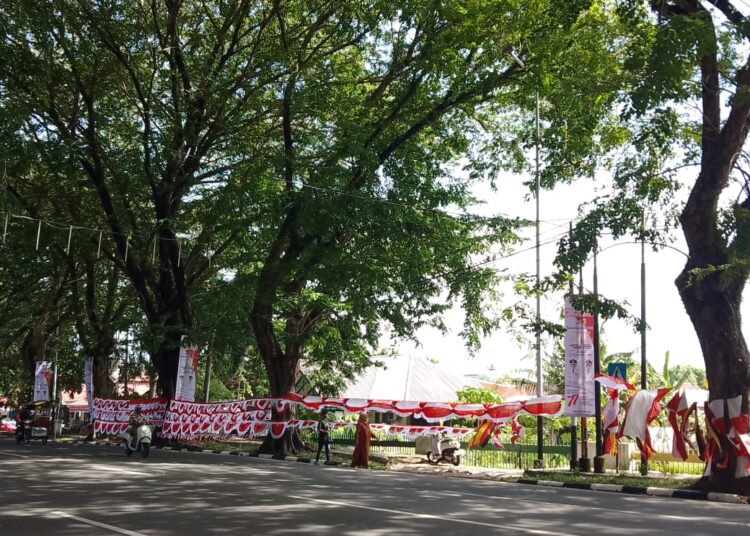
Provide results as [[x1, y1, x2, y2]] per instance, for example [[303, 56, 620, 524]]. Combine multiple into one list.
[[91, 393, 562, 440], [280, 392, 563, 422], [160, 419, 478, 441]]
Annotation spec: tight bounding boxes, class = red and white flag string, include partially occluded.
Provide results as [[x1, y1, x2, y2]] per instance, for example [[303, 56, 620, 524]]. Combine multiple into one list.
[[92, 393, 563, 440]]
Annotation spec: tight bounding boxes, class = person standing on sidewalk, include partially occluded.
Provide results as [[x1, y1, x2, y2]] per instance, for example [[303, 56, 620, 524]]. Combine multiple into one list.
[[314, 409, 331, 465], [351, 413, 376, 468]]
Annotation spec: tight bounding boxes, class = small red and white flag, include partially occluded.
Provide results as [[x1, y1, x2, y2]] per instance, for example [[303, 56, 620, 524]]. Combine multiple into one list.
[[602, 388, 620, 455], [666, 389, 691, 460], [594, 373, 635, 392], [617, 388, 670, 459]]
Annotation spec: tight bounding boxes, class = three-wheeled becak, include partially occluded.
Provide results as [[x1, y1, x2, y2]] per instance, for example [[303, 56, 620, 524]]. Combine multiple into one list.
[[15, 401, 54, 445]]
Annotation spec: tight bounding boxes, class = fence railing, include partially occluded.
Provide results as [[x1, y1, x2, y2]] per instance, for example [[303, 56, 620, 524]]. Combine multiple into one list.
[[301, 429, 570, 470], [301, 428, 706, 473]]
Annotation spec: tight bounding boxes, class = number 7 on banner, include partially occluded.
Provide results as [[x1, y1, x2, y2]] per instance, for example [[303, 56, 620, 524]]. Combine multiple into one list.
[[567, 395, 578, 407]]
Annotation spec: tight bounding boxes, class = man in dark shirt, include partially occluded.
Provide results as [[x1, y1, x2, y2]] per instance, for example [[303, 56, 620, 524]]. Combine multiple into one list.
[[314, 409, 331, 465]]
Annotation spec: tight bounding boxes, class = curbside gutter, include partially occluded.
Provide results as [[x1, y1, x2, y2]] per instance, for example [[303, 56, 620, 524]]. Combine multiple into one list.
[[65, 440, 747, 504], [508, 475, 747, 504]]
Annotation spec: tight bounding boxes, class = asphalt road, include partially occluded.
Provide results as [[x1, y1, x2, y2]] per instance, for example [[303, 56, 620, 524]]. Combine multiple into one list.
[[0, 439, 748, 535]]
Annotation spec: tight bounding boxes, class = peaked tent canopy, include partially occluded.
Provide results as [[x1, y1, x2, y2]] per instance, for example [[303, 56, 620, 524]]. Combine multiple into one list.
[[341, 356, 482, 403]]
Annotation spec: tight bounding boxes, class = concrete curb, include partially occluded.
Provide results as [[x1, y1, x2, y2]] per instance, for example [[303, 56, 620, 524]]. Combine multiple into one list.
[[507, 476, 747, 504], [63, 440, 747, 504]]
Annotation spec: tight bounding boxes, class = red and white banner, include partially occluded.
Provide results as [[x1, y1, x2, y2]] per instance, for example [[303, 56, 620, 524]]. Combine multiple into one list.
[[34, 361, 52, 402], [94, 392, 562, 439], [564, 296, 595, 417], [93, 397, 168, 436], [281, 393, 562, 422], [175, 345, 199, 402]]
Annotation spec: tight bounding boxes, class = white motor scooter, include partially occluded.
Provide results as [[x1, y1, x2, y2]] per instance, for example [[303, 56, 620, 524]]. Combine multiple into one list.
[[427, 433, 464, 466], [122, 425, 152, 458]]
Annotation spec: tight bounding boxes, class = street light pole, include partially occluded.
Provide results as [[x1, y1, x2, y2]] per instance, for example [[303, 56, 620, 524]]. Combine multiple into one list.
[[640, 217, 648, 475], [534, 89, 544, 470], [593, 246, 604, 473], [507, 50, 543, 468]]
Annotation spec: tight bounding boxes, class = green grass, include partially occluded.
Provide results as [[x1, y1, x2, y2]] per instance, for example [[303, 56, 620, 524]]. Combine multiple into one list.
[[524, 470, 699, 489]]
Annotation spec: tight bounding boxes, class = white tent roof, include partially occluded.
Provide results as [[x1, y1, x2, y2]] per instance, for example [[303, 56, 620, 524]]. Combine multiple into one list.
[[341, 355, 482, 402]]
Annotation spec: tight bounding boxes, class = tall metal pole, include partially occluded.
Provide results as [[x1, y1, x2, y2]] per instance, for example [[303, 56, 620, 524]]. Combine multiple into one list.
[[534, 90, 544, 469], [203, 352, 213, 403], [569, 223, 578, 470], [640, 216, 648, 475], [578, 268, 589, 471], [593, 245, 604, 472]]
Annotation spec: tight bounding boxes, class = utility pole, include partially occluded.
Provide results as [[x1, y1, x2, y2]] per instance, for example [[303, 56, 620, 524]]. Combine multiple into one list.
[[640, 215, 648, 475], [569, 223, 577, 470], [578, 268, 590, 471], [203, 336, 214, 403], [534, 89, 544, 470], [593, 245, 604, 473]]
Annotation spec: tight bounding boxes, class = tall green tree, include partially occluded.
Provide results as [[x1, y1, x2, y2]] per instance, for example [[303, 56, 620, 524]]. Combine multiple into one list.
[[0, 1, 281, 396], [552, 1, 750, 492], [242, 1, 620, 454]]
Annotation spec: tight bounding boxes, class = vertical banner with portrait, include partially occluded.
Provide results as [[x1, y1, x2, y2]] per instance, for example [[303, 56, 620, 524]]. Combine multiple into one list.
[[34, 361, 53, 402], [175, 345, 199, 402], [564, 296, 595, 417]]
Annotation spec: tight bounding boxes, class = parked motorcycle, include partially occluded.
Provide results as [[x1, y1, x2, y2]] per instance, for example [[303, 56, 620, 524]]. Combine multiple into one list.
[[427, 434, 463, 466], [122, 425, 152, 458]]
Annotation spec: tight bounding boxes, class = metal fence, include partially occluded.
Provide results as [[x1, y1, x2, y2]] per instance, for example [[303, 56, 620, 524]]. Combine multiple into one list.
[[301, 428, 571, 470], [301, 428, 706, 473]]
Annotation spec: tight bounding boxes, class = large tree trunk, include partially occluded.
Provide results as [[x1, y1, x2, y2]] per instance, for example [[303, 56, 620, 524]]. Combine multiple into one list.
[[658, 1, 750, 494], [677, 268, 750, 493], [151, 325, 187, 400], [20, 319, 49, 399], [92, 343, 117, 399], [252, 300, 305, 456]]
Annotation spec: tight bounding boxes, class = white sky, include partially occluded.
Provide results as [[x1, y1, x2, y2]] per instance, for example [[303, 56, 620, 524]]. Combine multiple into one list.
[[393, 173, 740, 382]]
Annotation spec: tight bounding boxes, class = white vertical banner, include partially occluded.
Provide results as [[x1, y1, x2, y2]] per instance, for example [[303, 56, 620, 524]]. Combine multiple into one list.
[[34, 361, 52, 402], [84, 357, 95, 417], [564, 296, 596, 417], [175, 345, 199, 402]]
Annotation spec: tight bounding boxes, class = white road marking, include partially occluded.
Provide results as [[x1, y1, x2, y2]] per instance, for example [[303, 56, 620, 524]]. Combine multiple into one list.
[[0, 451, 29, 458], [288, 495, 573, 535], [52, 511, 147, 536]]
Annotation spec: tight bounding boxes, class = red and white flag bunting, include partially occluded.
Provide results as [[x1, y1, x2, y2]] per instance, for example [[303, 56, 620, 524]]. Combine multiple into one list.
[[594, 373, 635, 392], [281, 392, 562, 422], [93, 393, 561, 440]]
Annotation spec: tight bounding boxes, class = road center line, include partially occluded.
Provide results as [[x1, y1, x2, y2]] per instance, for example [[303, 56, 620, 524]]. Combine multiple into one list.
[[52, 511, 147, 536], [0, 451, 29, 458], [288, 495, 575, 535]]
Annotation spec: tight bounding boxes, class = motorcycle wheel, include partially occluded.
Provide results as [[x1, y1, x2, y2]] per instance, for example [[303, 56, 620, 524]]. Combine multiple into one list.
[[15, 434, 22, 445], [426, 452, 438, 465], [141, 443, 150, 458], [451, 454, 461, 466], [125, 445, 133, 457], [42, 438, 48, 445]]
